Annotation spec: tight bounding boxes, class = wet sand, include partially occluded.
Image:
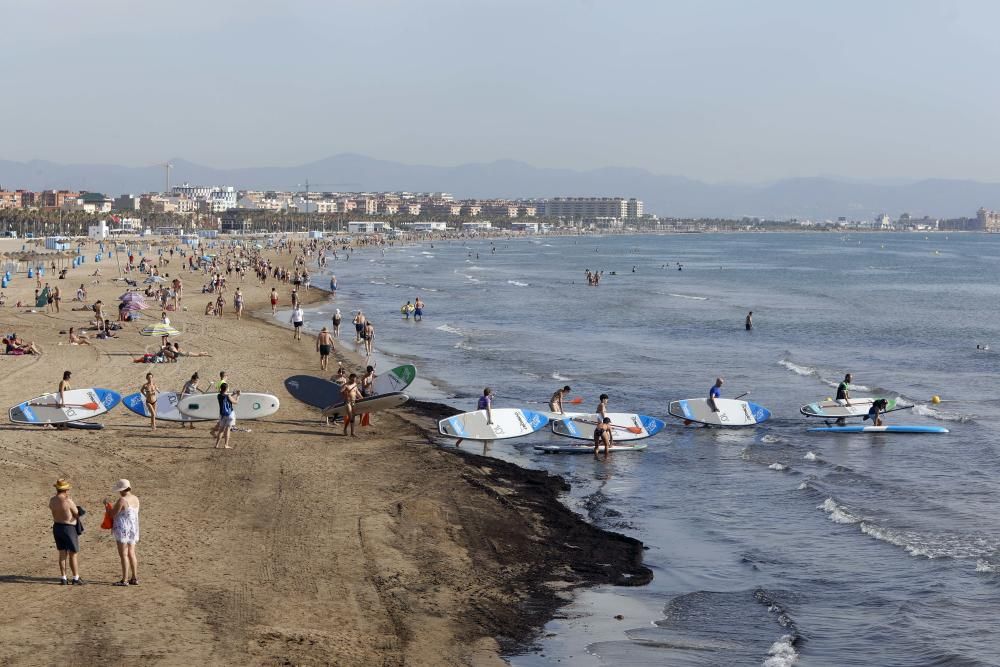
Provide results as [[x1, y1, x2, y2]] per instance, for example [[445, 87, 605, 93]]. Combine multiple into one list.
[[0, 241, 649, 666]]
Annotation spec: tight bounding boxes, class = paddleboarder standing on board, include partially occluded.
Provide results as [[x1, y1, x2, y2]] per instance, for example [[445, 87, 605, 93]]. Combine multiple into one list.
[[708, 378, 724, 413], [549, 386, 572, 415], [835, 373, 852, 425]]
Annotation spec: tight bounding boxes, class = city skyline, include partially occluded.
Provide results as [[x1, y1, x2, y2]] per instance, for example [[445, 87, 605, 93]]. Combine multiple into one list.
[[3, 1, 1000, 182]]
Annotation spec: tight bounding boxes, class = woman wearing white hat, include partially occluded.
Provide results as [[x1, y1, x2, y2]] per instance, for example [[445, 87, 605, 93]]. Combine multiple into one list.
[[108, 479, 140, 586]]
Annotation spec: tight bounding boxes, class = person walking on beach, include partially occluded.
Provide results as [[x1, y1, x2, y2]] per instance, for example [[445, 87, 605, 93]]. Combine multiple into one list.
[[549, 386, 571, 415], [709, 377, 724, 413], [234, 287, 244, 320], [594, 417, 614, 457], [290, 288, 298, 309], [340, 373, 361, 437], [316, 327, 334, 371], [362, 320, 375, 357], [49, 479, 84, 585], [211, 382, 239, 449], [52, 285, 61, 313], [332, 308, 342, 338], [290, 304, 305, 340], [745, 311, 753, 331], [270, 287, 278, 315], [107, 479, 140, 586], [353, 311, 366, 343], [180, 372, 201, 429], [414, 297, 424, 321], [140, 372, 159, 430]]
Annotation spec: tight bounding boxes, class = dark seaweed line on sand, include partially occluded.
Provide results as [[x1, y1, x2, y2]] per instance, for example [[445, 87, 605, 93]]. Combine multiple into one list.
[[406, 399, 654, 651]]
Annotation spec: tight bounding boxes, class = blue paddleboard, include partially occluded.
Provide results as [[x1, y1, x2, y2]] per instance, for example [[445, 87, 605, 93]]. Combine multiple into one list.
[[807, 425, 949, 434]]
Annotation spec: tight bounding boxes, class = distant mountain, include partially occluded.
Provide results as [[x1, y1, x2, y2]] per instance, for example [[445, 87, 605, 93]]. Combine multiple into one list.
[[1, 154, 997, 219]]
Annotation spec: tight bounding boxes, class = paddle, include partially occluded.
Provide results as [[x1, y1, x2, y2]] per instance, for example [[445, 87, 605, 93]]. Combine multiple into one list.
[[565, 417, 643, 434], [568, 397, 584, 405], [31, 401, 100, 410]]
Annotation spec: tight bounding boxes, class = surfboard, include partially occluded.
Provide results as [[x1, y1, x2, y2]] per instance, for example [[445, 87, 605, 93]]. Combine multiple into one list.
[[177, 393, 280, 420], [373, 365, 417, 395], [668, 398, 771, 426], [10, 388, 121, 425], [534, 442, 648, 454], [284, 375, 342, 409], [322, 392, 410, 418], [122, 391, 209, 422], [807, 424, 949, 434], [551, 413, 666, 441], [799, 398, 909, 418], [438, 408, 549, 441]]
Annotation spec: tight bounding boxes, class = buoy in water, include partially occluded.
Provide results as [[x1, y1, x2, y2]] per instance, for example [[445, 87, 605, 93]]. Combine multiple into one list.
[[931, 395, 941, 404]]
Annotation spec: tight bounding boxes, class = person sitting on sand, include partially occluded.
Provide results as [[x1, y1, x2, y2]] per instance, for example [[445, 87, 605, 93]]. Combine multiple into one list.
[[6, 335, 42, 355], [68, 328, 91, 346], [75, 285, 86, 301], [204, 301, 214, 316]]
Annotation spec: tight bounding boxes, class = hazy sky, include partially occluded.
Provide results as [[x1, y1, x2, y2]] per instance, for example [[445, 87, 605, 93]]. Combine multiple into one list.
[[3, 0, 999, 182]]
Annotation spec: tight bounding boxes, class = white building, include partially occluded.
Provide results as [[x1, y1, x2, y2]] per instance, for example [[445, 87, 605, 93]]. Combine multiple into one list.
[[209, 187, 238, 212], [347, 221, 391, 234], [462, 221, 493, 233], [511, 222, 540, 233], [88, 220, 108, 240], [398, 221, 447, 232]]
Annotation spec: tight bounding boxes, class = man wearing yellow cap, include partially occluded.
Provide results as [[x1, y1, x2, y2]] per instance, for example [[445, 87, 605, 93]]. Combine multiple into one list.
[[49, 479, 84, 585]]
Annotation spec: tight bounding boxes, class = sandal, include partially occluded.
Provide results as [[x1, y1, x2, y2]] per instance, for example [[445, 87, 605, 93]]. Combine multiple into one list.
[[128, 578, 139, 586], [113, 580, 129, 586]]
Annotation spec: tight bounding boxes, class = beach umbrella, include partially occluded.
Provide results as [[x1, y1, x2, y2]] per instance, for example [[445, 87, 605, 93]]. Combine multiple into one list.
[[120, 292, 145, 303], [143, 275, 166, 284], [139, 324, 180, 337], [125, 300, 150, 311]]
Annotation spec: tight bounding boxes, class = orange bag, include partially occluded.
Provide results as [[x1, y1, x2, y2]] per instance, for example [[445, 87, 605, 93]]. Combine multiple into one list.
[[101, 503, 113, 530]]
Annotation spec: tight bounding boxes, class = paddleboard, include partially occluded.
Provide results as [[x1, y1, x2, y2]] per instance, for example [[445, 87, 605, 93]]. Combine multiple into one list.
[[668, 398, 771, 426], [438, 408, 548, 441], [551, 413, 666, 441], [177, 392, 280, 420], [10, 388, 121, 425], [284, 375, 342, 409], [799, 398, 909, 419], [122, 391, 208, 422], [322, 392, 409, 418], [807, 424, 949, 434], [373, 365, 417, 395], [534, 442, 648, 454]]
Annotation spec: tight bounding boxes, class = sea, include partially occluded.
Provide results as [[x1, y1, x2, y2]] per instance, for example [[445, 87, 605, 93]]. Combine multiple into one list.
[[291, 232, 1000, 666]]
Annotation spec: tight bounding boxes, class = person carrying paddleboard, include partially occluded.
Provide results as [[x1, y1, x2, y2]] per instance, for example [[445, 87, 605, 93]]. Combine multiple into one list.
[[594, 417, 614, 457], [180, 372, 201, 430], [454, 388, 494, 447], [835, 373, 852, 425], [212, 382, 239, 449], [708, 378, 724, 412], [865, 398, 888, 426], [549, 386, 572, 415]]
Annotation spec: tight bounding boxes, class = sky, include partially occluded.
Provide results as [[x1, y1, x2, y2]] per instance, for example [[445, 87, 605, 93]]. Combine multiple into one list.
[[2, 0, 999, 183]]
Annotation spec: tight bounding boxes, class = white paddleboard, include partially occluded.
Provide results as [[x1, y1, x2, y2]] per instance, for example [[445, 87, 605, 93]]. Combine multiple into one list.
[[123, 391, 209, 422], [668, 398, 771, 426], [534, 442, 649, 454], [10, 388, 121, 425], [177, 392, 280, 420], [551, 413, 667, 441], [373, 365, 417, 395], [322, 392, 409, 418], [799, 398, 908, 419], [438, 408, 548, 441]]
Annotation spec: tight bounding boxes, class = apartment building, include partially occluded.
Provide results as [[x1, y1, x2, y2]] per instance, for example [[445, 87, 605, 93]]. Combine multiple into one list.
[[543, 197, 643, 220]]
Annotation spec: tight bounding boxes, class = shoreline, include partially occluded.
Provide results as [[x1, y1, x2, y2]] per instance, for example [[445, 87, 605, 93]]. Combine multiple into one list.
[[0, 242, 651, 665]]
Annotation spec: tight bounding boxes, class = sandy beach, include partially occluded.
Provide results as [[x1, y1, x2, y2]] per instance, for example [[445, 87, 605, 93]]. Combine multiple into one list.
[[0, 238, 649, 666]]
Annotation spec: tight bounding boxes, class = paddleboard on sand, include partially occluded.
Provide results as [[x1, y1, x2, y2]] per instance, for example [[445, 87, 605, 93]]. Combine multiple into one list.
[[123, 391, 208, 422], [799, 398, 909, 419], [438, 408, 549, 441], [284, 375, 342, 409], [668, 398, 771, 426], [373, 365, 417, 395], [322, 392, 409, 418], [178, 393, 280, 420], [31, 421, 104, 430], [808, 424, 949, 434], [551, 413, 666, 441], [534, 442, 648, 453], [10, 388, 121, 425]]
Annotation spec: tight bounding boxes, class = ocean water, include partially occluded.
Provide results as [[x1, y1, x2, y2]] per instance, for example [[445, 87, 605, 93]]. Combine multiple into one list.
[[299, 232, 1000, 666]]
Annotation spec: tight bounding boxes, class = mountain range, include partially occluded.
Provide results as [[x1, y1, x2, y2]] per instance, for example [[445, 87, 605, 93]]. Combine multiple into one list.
[[1, 154, 997, 220]]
